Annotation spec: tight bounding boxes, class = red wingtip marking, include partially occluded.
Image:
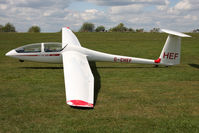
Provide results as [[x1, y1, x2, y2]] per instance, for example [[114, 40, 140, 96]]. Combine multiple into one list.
[[154, 58, 161, 63], [67, 100, 93, 107]]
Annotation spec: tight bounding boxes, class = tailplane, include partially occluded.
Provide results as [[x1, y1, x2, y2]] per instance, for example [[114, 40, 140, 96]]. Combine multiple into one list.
[[159, 29, 191, 66]]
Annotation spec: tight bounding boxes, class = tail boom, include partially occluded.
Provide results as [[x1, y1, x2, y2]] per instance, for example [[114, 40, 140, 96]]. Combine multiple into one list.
[[82, 46, 161, 65]]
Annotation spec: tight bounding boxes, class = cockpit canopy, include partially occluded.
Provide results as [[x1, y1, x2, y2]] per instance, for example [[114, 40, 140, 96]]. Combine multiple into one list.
[[44, 43, 62, 52], [16, 43, 41, 53], [16, 42, 62, 53]]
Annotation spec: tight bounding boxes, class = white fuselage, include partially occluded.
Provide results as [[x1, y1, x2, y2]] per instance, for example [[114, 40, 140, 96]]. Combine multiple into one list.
[[6, 44, 158, 65]]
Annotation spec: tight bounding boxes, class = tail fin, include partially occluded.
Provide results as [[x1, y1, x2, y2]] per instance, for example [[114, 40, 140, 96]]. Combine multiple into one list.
[[159, 29, 191, 66]]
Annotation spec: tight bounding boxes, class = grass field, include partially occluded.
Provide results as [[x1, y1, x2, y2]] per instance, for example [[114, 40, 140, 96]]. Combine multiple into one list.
[[0, 32, 199, 133]]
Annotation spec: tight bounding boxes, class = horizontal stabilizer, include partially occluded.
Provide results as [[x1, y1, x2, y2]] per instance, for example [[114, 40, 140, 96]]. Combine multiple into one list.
[[161, 29, 191, 38]]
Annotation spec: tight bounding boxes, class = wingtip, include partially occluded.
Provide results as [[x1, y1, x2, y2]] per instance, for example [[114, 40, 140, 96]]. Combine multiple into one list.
[[67, 100, 93, 108], [62, 27, 71, 30], [161, 29, 191, 37]]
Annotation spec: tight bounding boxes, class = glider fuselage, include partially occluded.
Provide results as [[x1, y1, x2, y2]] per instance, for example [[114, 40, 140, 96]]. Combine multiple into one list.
[[6, 42, 159, 65]]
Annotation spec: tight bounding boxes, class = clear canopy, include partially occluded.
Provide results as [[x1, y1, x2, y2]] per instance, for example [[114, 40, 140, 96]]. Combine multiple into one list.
[[44, 43, 62, 52], [16, 43, 41, 53], [15, 42, 62, 53]]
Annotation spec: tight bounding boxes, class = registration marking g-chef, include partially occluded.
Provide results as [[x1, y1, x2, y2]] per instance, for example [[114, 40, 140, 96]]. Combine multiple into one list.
[[114, 57, 132, 63]]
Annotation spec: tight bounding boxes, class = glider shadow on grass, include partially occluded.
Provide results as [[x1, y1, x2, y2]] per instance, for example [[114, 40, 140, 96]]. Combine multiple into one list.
[[189, 64, 199, 69], [20, 66, 63, 69]]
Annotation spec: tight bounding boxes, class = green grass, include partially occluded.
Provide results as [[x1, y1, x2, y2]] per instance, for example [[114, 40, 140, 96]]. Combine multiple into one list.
[[0, 32, 199, 133]]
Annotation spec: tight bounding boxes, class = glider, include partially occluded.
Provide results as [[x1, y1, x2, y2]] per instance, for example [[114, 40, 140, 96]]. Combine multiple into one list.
[[5, 27, 191, 108]]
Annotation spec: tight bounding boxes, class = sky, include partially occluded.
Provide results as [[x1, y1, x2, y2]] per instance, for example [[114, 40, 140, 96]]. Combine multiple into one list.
[[0, 0, 198, 32]]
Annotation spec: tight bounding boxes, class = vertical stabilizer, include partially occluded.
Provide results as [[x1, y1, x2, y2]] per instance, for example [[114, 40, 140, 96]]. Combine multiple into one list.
[[159, 29, 191, 65]]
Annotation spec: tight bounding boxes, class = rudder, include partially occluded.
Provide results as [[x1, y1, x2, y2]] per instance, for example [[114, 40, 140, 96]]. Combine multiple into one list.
[[159, 29, 191, 66]]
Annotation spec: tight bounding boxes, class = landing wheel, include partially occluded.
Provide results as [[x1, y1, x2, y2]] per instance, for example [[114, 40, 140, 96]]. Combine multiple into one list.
[[19, 60, 24, 62], [154, 65, 159, 68]]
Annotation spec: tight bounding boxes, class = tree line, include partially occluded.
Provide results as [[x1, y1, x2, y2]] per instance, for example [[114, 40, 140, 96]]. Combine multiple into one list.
[[79, 22, 146, 33], [0, 23, 40, 33], [0, 22, 155, 33], [1, 22, 197, 33]]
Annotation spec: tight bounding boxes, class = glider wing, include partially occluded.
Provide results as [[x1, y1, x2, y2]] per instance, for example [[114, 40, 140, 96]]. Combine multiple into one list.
[[62, 51, 94, 108], [62, 27, 81, 48]]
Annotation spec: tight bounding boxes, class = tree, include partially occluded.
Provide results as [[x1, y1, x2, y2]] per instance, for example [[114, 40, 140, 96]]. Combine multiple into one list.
[[128, 28, 135, 32], [79, 22, 95, 32], [28, 26, 41, 33], [136, 28, 144, 33], [2, 23, 16, 32], [0, 25, 3, 32], [95, 25, 105, 32], [109, 23, 128, 32], [193, 29, 199, 33], [150, 28, 160, 33]]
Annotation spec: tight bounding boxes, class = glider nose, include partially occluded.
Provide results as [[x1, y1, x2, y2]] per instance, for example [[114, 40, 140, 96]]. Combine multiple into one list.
[[5, 49, 16, 57]]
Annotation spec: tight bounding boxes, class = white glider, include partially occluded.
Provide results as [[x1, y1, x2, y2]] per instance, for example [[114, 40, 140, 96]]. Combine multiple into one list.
[[6, 27, 191, 108]]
